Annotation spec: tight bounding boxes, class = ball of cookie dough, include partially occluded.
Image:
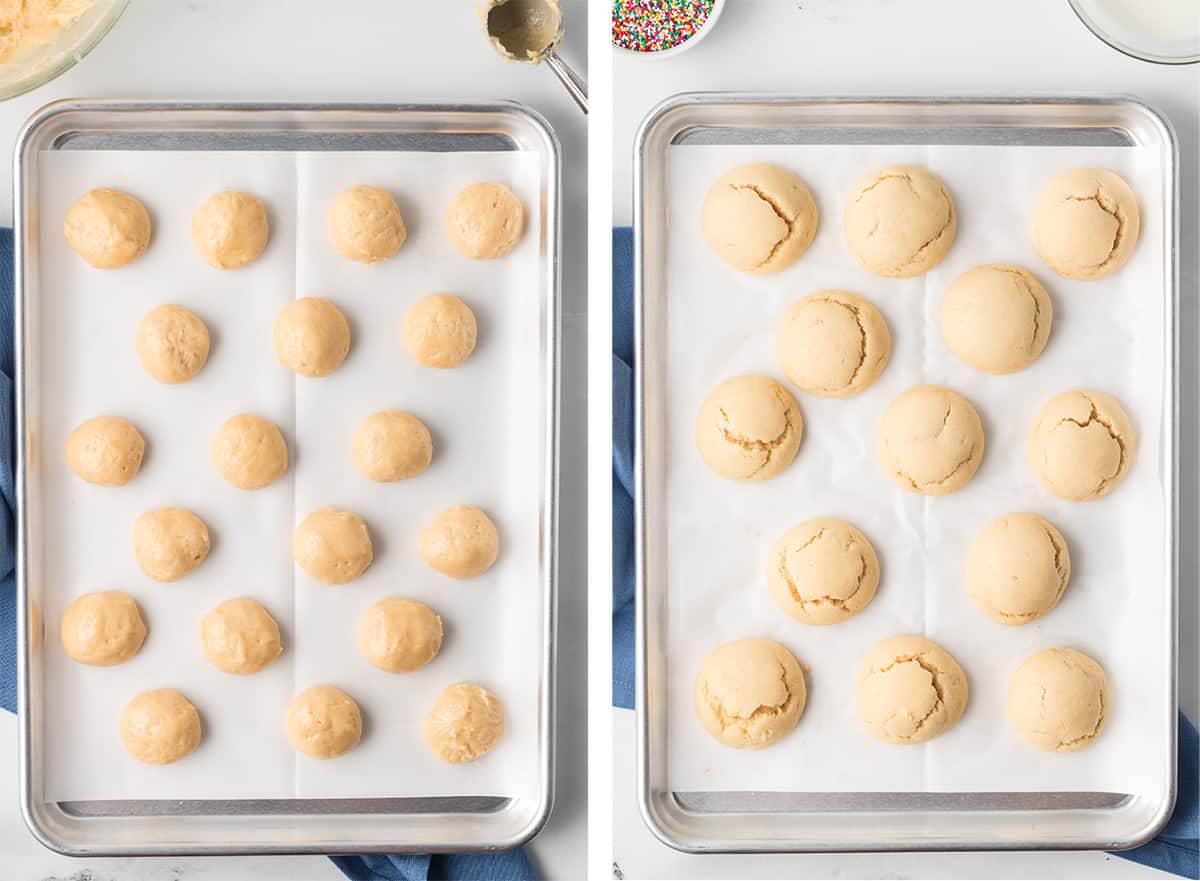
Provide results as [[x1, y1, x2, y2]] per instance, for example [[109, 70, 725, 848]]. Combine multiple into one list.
[[941, 264, 1052, 374], [401, 294, 478, 369], [63, 188, 151, 269], [767, 518, 880, 626], [693, 638, 806, 749], [285, 684, 362, 759], [358, 597, 443, 674], [192, 190, 269, 270], [424, 682, 505, 764], [136, 305, 211, 384], [294, 506, 373, 585], [132, 507, 210, 582], [856, 635, 968, 744], [352, 410, 433, 482], [1031, 167, 1140, 280], [876, 385, 984, 496], [444, 182, 525, 260], [844, 165, 956, 278], [1027, 390, 1135, 501], [66, 416, 145, 487], [700, 162, 819, 276], [120, 688, 201, 765], [776, 290, 891, 397], [696, 375, 803, 482], [327, 185, 407, 263], [967, 513, 1071, 626], [60, 591, 146, 666], [211, 414, 288, 490], [419, 506, 499, 579], [200, 597, 282, 675], [1008, 647, 1109, 752], [272, 297, 351, 378]]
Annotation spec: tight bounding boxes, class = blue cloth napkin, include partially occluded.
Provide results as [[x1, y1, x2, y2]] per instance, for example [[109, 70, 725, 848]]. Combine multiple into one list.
[[610, 225, 1198, 877], [0, 228, 533, 881]]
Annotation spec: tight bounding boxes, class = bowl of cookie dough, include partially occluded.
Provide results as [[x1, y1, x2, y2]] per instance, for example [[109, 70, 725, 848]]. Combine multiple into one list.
[[0, 0, 128, 102]]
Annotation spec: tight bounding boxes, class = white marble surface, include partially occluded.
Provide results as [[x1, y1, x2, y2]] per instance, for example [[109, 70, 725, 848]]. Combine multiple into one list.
[[613, 0, 1197, 878], [0, 1, 587, 879]]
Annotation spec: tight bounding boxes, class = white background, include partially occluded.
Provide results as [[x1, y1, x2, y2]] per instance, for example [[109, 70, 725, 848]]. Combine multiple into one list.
[[613, 0, 1197, 879], [0, 0, 588, 879]]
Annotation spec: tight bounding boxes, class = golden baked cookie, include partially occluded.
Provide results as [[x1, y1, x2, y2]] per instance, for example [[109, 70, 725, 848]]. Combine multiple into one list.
[[419, 506, 499, 579], [1027, 390, 1134, 501], [776, 290, 890, 397], [444, 182, 525, 259], [401, 294, 478, 369], [272, 297, 351, 378], [352, 410, 433, 482], [425, 682, 505, 764], [694, 638, 806, 749], [767, 518, 880, 626], [967, 513, 1070, 626], [192, 190, 269, 270], [64, 188, 151, 269], [294, 506, 373, 585], [286, 684, 362, 759], [60, 591, 146, 666], [856, 635, 968, 744], [695, 375, 803, 482], [66, 416, 145, 487], [700, 162, 818, 276], [200, 598, 282, 675], [211, 414, 288, 490], [136, 305, 210, 384], [132, 507, 210, 582], [327, 185, 406, 263], [876, 385, 984, 496], [844, 165, 956, 277], [1008, 647, 1109, 752], [1031, 167, 1140, 280], [358, 597, 443, 674], [120, 688, 202, 765], [941, 264, 1052, 374]]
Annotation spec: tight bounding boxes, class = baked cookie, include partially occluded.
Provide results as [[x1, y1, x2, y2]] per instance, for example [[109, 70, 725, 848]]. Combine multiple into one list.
[[444, 182, 524, 259], [776, 290, 890, 397], [192, 191, 269, 269], [1027, 390, 1134, 501], [60, 591, 146, 666], [1008, 647, 1109, 752], [327, 185, 406, 263], [120, 688, 201, 765], [358, 597, 443, 674], [272, 297, 351, 378], [941, 264, 1052, 374], [967, 513, 1070, 625], [401, 294, 478, 368], [352, 410, 432, 482], [695, 375, 803, 482], [211, 414, 288, 490], [844, 165, 956, 277], [136, 305, 210, 384], [286, 685, 362, 759], [425, 682, 505, 764], [200, 598, 282, 675], [767, 518, 880, 626], [66, 416, 145, 487], [876, 386, 984, 495], [64, 188, 151, 269], [419, 506, 499, 579], [1031, 167, 1139, 280], [694, 638, 806, 749], [856, 635, 968, 744], [132, 507, 210, 582]]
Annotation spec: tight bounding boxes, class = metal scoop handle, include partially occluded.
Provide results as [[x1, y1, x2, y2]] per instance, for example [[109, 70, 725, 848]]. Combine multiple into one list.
[[543, 51, 587, 113]]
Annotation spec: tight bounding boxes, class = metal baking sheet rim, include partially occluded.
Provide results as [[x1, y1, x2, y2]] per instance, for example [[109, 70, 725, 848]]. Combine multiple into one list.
[[633, 93, 1179, 854], [14, 99, 562, 857]]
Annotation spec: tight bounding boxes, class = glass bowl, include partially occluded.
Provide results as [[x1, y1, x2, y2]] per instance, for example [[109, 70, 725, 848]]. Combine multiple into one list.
[[0, 0, 128, 102], [1068, 0, 1199, 65]]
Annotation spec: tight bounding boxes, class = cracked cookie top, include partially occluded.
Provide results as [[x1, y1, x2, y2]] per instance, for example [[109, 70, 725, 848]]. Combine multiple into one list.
[[941, 264, 1053, 375], [856, 635, 969, 745], [1027, 389, 1135, 502], [695, 374, 803, 482], [767, 517, 880, 626], [700, 162, 819, 276], [776, 290, 892, 397], [1007, 647, 1109, 753], [843, 165, 957, 278], [1031, 167, 1140, 281], [967, 512, 1071, 626], [876, 385, 984, 496], [693, 638, 807, 749]]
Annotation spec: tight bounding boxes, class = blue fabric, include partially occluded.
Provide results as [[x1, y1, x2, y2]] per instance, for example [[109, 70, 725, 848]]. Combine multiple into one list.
[[331, 850, 535, 881], [610, 225, 1198, 875]]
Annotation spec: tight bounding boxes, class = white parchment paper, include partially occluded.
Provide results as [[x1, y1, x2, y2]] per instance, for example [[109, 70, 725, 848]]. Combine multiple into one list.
[[661, 144, 1169, 796], [36, 148, 543, 802]]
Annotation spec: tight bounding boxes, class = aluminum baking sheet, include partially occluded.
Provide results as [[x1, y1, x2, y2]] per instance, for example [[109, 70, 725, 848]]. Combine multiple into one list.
[[635, 95, 1178, 853], [17, 101, 560, 856]]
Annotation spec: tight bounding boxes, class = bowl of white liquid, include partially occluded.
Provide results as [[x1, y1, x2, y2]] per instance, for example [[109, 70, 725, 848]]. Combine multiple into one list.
[[1069, 0, 1199, 64]]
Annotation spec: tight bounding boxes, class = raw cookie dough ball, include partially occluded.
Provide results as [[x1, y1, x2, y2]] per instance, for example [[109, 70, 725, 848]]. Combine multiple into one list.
[[876, 385, 984, 496], [272, 297, 351, 377], [66, 416, 145, 487], [844, 165, 956, 278], [1031, 167, 1140, 280], [191, 190, 269, 270], [358, 597, 443, 674], [967, 513, 1071, 626], [1027, 390, 1135, 501], [776, 290, 891, 397], [1008, 647, 1110, 752], [132, 507, 210, 582], [211, 414, 288, 490], [695, 375, 803, 482], [120, 688, 201, 765], [200, 598, 282, 675], [401, 294, 478, 369], [856, 635, 968, 744], [285, 684, 362, 759], [693, 638, 806, 749], [136, 305, 211, 384], [352, 410, 433, 482], [419, 506, 499, 579], [327, 185, 406, 263], [63, 188, 151, 269], [424, 682, 505, 764], [941, 264, 1052, 374], [444, 182, 525, 260], [294, 506, 373, 585], [700, 162, 819, 276], [60, 591, 146, 666], [767, 518, 880, 626]]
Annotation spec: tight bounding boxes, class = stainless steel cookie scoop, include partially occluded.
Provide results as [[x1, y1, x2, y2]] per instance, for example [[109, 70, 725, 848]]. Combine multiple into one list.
[[484, 0, 588, 113]]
